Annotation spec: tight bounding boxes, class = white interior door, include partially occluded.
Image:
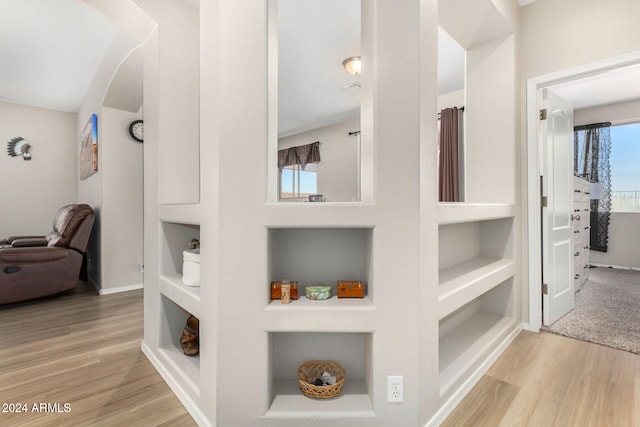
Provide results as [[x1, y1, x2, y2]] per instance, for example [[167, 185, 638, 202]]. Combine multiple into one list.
[[541, 88, 575, 326]]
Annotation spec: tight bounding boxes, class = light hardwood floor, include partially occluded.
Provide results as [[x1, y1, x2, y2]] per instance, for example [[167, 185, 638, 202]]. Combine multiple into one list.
[[443, 330, 640, 427], [0, 282, 195, 427], [2, 284, 638, 427]]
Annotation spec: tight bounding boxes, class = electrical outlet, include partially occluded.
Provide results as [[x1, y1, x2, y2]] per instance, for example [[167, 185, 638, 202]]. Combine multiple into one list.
[[387, 375, 403, 403]]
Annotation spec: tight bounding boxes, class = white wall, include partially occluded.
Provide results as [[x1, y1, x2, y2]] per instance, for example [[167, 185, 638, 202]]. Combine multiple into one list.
[[278, 116, 360, 202], [437, 89, 464, 111], [574, 99, 640, 269], [590, 213, 640, 269], [574, 98, 640, 127], [521, 0, 640, 323], [521, 0, 640, 81], [0, 103, 76, 238], [100, 106, 143, 290], [134, 0, 200, 205], [77, 30, 140, 286]]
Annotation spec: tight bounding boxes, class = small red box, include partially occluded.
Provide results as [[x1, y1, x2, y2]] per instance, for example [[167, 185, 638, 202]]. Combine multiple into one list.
[[270, 281, 299, 300], [337, 281, 364, 298]]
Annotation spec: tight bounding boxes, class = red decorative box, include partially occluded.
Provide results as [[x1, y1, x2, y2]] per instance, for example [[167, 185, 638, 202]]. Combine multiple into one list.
[[337, 281, 364, 298]]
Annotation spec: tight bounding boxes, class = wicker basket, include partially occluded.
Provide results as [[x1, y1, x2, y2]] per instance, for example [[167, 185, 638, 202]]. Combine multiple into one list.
[[297, 360, 346, 399]]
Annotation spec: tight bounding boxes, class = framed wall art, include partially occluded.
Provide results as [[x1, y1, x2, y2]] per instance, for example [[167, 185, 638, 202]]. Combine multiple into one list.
[[79, 113, 98, 180]]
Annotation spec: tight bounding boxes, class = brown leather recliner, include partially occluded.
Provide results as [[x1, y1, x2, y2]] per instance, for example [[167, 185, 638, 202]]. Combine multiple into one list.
[[0, 204, 95, 304]]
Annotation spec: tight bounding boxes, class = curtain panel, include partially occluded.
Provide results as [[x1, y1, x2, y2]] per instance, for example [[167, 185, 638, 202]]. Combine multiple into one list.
[[278, 141, 321, 169], [439, 107, 463, 202], [574, 122, 612, 252]]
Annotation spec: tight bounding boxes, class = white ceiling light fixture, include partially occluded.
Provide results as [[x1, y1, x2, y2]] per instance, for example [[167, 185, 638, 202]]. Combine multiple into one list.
[[343, 56, 362, 75]]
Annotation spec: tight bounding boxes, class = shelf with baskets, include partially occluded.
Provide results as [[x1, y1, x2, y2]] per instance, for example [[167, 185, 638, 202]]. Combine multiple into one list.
[[264, 332, 374, 419]]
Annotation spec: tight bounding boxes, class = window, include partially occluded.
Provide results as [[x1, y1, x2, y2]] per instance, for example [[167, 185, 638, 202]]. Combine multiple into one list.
[[280, 163, 317, 199], [610, 122, 640, 212]]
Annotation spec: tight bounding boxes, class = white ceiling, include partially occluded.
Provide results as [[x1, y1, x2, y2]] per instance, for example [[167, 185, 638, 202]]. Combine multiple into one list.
[[0, 0, 118, 113], [13, 0, 628, 128], [278, 0, 467, 137], [549, 63, 640, 110], [278, 0, 361, 137]]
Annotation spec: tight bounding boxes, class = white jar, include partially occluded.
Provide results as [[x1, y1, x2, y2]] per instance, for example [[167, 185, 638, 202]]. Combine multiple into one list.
[[182, 248, 200, 286]]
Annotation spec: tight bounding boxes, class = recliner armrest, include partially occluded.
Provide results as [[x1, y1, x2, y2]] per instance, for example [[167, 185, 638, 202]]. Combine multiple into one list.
[[0, 247, 70, 264], [6, 235, 46, 244], [10, 238, 48, 247]]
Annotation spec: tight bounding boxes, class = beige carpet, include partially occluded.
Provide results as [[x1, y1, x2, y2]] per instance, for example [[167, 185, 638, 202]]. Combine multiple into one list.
[[543, 267, 640, 354]]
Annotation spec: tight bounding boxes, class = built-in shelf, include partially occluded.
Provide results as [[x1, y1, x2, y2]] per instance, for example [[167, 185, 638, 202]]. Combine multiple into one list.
[[269, 227, 372, 301], [265, 379, 374, 419], [264, 297, 375, 332], [437, 203, 515, 225], [439, 258, 515, 320], [159, 273, 201, 318], [158, 345, 200, 396], [266, 296, 374, 311], [439, 311, 517, 395], [158, 295, 200, 397], [159, 203, 201, 225], [267, 332, 372, 418]]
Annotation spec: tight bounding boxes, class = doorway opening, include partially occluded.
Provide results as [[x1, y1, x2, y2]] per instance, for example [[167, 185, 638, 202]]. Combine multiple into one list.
[[526, 50, 640, 333]]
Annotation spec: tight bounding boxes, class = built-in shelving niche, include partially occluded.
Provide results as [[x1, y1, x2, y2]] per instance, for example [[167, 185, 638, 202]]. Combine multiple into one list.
[[438, 216, 516, 397], [265, 332, 374, 419], [438, 217, 514, 318], [438, 217, 514, 272], [266, 228, 374, 308], [159, 221, 201, 317], [158, 295, 200, 396], [439, 277, 516, 396]]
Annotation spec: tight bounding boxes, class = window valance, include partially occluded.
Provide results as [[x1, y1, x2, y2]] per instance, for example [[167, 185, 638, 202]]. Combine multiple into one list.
[[278, 141, 321, 169]]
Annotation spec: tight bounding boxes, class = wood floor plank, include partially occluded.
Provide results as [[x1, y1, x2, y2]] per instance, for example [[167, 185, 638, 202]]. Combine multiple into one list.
[[449, 331, 640, 427], [441, 375, 520, 427], [3, 282, 638, 426], [0, 282, 194, 427]]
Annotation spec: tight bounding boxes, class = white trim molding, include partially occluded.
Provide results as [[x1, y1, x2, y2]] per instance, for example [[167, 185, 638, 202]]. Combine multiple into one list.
[[88, 277, 144, 295]]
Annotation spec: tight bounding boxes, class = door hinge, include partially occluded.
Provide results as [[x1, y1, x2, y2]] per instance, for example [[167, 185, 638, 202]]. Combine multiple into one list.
[[542, 283, 549, 295], [541, 195, 548, 207], [539, 109, 547, 120]]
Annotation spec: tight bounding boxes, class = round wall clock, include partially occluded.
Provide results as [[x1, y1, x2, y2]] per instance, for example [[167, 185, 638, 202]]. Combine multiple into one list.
[[129, 120, 144, 143]]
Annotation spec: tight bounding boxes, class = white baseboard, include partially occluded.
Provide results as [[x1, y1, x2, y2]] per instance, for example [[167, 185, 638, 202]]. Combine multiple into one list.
[[589, 262, 640, 271], [424, 323, 523, 427], [87, 277, 143, 295], [98, 283, 143, 295], [141, 341, 211, 427]]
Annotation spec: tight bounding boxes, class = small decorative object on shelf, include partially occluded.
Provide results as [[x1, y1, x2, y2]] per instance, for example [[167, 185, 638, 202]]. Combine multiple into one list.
[[297, 360, 345, 399], [270, 281, 299, 300], [337, 280, 365, 298], [305, 285, 332, 300], [308, 194, 324, 202], [180, 315, 199, 356], [182, 238, 200, 286], [281, 280, 291, 304], [189, 238, 200, 250]]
